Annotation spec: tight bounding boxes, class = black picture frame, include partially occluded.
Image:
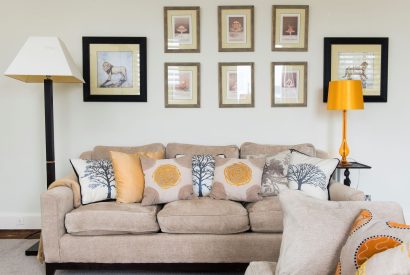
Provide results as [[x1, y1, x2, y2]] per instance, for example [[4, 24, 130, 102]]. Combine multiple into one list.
[[82, 37, 147, 102], [323, 37, 388, 103]]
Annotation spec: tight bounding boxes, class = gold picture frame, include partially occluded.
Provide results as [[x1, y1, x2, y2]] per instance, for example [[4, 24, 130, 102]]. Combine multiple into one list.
[[165, 63, 200, 108], [218, 6, 254, 52], [164, 6, 200, 53], [271, 62, 307, 107], [218, 62, 254, 108], [272, 5, 309, 52]]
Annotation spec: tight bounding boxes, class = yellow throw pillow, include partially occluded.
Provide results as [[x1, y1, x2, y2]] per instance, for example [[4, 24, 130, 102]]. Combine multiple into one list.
[[110, 150, 164, 203]]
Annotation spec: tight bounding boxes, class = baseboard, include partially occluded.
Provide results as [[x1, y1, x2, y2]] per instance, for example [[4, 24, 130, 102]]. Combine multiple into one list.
[[0, 213, 41, 229]]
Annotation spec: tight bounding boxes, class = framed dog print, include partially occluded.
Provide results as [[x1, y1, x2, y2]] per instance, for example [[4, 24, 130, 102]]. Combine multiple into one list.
[[271, 62, 307, 107], [272, 5, 309, 51], [165, 63, 200, 108], [82, 37, 147, 102], [323, 37, 389, 102], [164, 7, 200, 53], [219, 62, 254, 107], [218, 6, 254, 52]]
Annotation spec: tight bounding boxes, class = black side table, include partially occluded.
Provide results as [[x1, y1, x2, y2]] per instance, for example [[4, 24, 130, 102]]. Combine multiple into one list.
[[336, 162, 371, 186]]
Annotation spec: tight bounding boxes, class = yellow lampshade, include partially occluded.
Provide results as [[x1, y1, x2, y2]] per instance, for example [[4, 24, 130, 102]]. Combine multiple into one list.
[[327, 80, 364, 110]]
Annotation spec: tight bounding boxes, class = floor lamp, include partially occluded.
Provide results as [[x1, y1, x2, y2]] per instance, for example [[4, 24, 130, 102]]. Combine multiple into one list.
[[4, 36, 84, 255]]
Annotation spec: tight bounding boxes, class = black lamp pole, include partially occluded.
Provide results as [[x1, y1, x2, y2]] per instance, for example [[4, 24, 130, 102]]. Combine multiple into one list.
[[25, 78, 56, 256], [44, 78, 55, 187]]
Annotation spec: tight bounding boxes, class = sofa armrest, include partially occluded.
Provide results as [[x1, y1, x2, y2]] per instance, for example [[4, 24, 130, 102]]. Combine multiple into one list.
[[41, 186, 74, 262], [329, 180, 365, 201]]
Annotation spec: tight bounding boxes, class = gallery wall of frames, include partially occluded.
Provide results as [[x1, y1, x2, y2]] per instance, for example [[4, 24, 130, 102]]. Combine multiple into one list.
[[82, 5, 388, 107]]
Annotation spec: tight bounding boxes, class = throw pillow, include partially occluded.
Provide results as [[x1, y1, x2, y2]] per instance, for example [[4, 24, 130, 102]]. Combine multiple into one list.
[[110, 150, 164, 203], [287, 150, 339, 200], [192, 155, 215, 197], [140, 157, 194, 205], [70, 159, 116, 205], [337, 209, 410, 275], [275, 190, 405, 275], [355, 238, 410, 275], [247, 150, 291, 196], [210, 158, 265, 202]]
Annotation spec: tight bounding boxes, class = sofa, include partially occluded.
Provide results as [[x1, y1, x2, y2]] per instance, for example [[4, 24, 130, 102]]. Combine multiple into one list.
[[41, 142, 367, 275]]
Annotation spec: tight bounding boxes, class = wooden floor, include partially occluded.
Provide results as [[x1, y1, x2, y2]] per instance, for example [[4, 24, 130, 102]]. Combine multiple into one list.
[[0, 230, 40, 239]]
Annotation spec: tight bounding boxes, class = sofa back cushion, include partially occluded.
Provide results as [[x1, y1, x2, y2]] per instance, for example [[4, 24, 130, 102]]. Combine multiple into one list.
[[240, 142, 316, 159], [166, 143, 239, 159], [91, 143, 165, 160]]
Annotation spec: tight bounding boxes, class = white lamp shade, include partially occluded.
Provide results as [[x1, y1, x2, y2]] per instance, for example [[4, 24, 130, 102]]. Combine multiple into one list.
[[4, 36, 84, 83]]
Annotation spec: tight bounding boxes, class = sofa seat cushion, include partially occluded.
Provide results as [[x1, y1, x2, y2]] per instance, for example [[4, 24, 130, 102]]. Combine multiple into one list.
[[157, 198, 250, 234], [246, 196, 283, 233], [65, 201, 161, 235]]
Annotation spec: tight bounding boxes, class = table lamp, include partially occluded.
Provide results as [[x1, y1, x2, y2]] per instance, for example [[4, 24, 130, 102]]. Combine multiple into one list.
[[4, 36, 84, 255], [327, 80, 364, 164]]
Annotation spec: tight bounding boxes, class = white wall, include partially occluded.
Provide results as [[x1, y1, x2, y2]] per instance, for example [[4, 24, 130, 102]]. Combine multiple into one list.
[[1, 0, 409, 228]]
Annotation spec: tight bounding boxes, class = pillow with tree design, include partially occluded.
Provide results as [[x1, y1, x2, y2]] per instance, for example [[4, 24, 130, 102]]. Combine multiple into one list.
[[287, 150, 339, 200], [192, 155, 216, 197], [70, 159, 116, 205]]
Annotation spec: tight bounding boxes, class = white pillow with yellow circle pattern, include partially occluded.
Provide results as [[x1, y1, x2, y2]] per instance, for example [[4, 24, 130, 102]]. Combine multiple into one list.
[[140, 157, 194, 205], [210, 158, 265, 202], [355, 238, 410, 275]]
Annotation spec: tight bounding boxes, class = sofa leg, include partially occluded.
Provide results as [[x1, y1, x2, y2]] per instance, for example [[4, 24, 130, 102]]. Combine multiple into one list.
[[45, 263, 56, 275]]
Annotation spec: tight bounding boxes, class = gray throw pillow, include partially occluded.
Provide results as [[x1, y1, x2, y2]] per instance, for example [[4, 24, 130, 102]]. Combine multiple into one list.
[[247, 150, 290, 196]]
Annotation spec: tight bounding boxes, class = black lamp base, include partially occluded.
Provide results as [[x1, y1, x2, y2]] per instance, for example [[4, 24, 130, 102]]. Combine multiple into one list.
[[25, 241, 39, 256]]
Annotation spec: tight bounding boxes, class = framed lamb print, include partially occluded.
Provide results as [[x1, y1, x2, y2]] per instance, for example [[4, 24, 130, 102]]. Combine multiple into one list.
[[272, 5, 309, 51], [164, 63, 200, 108], [164, 6, 200, 53], [218, 62, 254, 107], [82, 37, 147, 102], [323, 37, 389, 102], [218, 6, 254, 52]]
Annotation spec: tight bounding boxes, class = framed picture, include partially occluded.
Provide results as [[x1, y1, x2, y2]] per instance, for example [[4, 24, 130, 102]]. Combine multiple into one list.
[[164, 6, 200, 53], [219, 62, 254, 107], [272, 5, 309, 51], [165, 63, 200, 108], [271, 62, 307, 107], [218, 6, 254, 52], [82, 37, 147, 102], [323, 37, 389, 102]]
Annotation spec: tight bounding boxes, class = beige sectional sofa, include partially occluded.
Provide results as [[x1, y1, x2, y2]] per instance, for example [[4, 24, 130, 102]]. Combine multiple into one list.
[[41, 142, 365, 274]]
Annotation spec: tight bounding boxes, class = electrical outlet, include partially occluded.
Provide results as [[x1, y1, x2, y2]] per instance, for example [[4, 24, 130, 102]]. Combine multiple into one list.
[[17, 218, 24, 226]]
